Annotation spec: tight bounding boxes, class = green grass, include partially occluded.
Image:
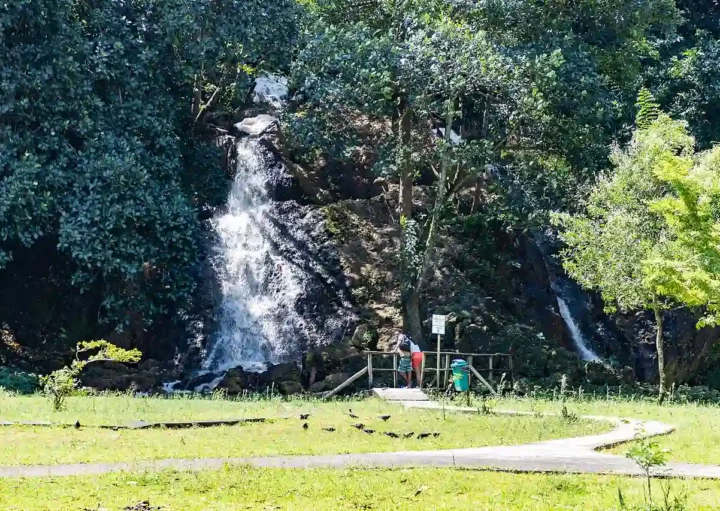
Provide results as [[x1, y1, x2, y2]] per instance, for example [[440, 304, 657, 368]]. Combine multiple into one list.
[[0, 392, 277, 425], [0, 394, 606, 466], [492, 396, 720, 465], [2, 466, 720, 510]]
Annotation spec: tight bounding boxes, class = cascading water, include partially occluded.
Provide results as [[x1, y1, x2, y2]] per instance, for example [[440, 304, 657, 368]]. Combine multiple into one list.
[[555, 295, 600, 362], [533, 231, 602, 362], [201, 139, 312, 373]]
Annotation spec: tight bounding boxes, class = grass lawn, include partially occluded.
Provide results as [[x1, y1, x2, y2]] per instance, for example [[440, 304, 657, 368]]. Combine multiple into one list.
[[0, 394, 606, 466], [2, 466, 720, 511], [493, 397, 720, 465]]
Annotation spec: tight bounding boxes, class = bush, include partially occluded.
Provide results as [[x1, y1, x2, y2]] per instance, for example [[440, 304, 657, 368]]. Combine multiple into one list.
[[40, 340, 141, 410], [0, 367, 39, 394]]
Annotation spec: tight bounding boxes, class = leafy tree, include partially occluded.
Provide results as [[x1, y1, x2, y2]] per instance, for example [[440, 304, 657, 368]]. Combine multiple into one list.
[[289, 0, 680, 341], [0, 0, 298, 346], [554, 112, 720, 399], [636, 87, 662, 130]]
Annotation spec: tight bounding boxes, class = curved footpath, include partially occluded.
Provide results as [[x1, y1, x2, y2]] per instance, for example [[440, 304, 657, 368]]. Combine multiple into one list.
[[2, 397, 720, 479]]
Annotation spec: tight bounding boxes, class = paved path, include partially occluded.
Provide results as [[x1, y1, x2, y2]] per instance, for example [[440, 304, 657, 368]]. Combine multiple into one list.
[[2, 390, 720, 479]]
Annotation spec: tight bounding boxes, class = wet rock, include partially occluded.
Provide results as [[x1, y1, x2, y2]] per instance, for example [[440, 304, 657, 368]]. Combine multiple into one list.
[[185, 372, 219, 390], [253, 75, 289, 108], [261, 363, 301, 384], [351, 324, 373, 350], [235, 114, 278, 137], [278, 380, 303, 395], [216, 367, 249, 394], [584, 360, 619, 386]]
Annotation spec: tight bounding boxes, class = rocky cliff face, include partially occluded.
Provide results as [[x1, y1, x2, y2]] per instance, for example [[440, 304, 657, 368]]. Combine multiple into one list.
[[63, 105, 720, 394]]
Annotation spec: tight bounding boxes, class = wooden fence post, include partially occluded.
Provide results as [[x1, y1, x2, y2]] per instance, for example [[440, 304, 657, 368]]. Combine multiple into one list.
[[367, 353, 373, 389], [393, 353, 398, 388], [467, 355, 474, 387]]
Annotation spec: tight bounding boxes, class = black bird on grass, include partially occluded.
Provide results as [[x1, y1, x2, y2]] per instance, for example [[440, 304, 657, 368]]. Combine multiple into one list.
[[362, 429, 375, 434], [383, 432, 400, 438], [74, 421, 81, 430], [404, 432, 415, 438], [417, 433, 432, 440], [300, 414, 310, 420], [378, 415, 391, 422], [322, 427, 336, 432], [348, 409, 359, 419], [352, 423, 365, 430], [432, 432, 440, 438], [302, 423, 309, 430]]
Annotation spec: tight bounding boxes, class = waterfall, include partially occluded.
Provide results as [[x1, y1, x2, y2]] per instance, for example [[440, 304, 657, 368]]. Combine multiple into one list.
[[202, 139, 311, 373], [533, 230, 602, 362], [555, 295, 600, 362]]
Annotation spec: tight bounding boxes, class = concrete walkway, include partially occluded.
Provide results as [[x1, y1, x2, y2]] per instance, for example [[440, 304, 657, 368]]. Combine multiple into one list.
[[2, 391, 720, 479]]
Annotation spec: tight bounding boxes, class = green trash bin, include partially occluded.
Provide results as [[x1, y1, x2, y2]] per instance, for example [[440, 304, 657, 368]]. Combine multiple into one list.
[[451, 359, 469, 392]]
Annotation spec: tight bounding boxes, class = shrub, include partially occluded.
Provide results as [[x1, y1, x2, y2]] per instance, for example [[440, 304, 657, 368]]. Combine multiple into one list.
[[40, 340, 141, 410], [0, 367, 39, 394]]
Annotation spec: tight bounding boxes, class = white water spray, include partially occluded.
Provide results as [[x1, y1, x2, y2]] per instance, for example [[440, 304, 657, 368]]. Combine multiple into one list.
[[202, 139, 310, 373], [556, 296, 600, 362]]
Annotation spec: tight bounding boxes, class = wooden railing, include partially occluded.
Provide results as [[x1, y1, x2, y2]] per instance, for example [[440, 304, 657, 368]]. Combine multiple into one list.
[[364, 351, 512, 391], [322, 351, 513, 399]]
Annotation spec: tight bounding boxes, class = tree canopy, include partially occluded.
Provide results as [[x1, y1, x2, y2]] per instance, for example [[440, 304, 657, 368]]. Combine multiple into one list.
[[6, 0, 720, 376], [0, 0, 298, 346], [554, 112, 720, 396], [286, 0, 684, 340]]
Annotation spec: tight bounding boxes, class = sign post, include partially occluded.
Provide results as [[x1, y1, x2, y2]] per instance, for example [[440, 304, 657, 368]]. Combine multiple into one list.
[[431, 315, 446, 393]]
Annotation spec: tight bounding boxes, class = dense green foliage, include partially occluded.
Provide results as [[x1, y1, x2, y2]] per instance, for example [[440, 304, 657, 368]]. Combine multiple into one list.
[[286, 0, 683, 340], [555, 112, 720, 396], [5, 0, 720, 382], [0, 367, 38, 394], [0, 0, 297, 349], [41, 340, 141, 410]]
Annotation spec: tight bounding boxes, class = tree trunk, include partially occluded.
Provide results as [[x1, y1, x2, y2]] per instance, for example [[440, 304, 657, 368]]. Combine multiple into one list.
[[192, 79, 203, 119], [397, 103, 419, 340], [398, 105, 413, 219], [415, 105, 454, 297], [470, 180, 482, 214], [403, 288, 423, 343], [654, 306, 667, 401]]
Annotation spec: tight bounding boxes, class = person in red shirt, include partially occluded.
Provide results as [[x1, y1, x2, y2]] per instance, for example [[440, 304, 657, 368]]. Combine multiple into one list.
[[394, 332, 424, 389]]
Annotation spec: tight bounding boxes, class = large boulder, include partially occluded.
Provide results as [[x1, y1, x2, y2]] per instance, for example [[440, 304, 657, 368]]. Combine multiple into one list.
[[79, 361, 161, 392], [351, 324, 374, 350], [185, 371, 219, 390], [309, 380, 332, 393], [278, 381, 303, 395], [323, 372, 350, 387], [584, 360, 620, 386], [216, 367, 249, 395], [261, 363, 301, 384]]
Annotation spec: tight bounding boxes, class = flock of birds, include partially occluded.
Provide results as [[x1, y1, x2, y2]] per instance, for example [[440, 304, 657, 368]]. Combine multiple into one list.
[[299, 409, 441, 440]]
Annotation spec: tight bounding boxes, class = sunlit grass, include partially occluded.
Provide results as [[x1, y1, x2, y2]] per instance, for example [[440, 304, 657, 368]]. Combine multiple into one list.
[[0, 394, 605, 466], [2, 466, 720, 511], [493, 395, 720, 465]]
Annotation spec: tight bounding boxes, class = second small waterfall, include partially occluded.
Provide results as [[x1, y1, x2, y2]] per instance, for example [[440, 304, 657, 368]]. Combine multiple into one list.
[[555, 295, 600, 362]]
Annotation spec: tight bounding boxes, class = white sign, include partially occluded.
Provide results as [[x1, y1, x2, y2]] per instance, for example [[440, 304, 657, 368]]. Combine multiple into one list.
[[431, 314, 446, 335]]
